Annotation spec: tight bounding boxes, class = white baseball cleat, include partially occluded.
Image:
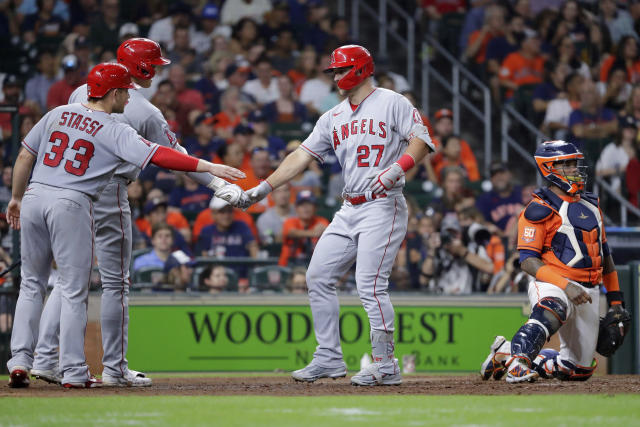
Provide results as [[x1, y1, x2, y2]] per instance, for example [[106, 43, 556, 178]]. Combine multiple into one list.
[[31, 367, 62, 385], [350, 361, 402, 386], [102, 369, 152, 387], [480, 335, 509, 381], [291, 361, 347, 382]]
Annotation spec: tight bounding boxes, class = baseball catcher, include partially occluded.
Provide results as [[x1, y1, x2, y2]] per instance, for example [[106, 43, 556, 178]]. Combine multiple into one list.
[[479, 141, 630, 383]]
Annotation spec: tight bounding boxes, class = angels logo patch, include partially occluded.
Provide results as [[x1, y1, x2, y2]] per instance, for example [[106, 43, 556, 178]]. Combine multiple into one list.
[[522, 227, 536, 243], [412, 108, 423, 124]]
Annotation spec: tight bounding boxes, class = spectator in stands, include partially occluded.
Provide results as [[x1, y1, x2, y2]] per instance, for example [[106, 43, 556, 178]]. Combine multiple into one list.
[[621, 84, 640, 128], [499, 28, 545, 100], [262, 75, 308, 124], [261, 1, 291, 45], [420, 0, 466, 55], [167, 25, 205, 76], [326, 16, 357, 52], [46, 54, 85, 111], [596, 115, 637, 194], [137, 196, 192, 254], [200, 264, 229, 294], [0, 76, 26, 141], [598, 65, 633, 112], [0, 165, 12, 205], [301, 1, 331, 52], [555, 34, 591, 79], [475, 161, 523, 237], [88, 0, 121, 56], [192, 3, 231, 56], [127, 179, 145, 222], [286, 266, 308, 294], [429, 166, 475, 215], [299, 53, 340, 115], [463, 4, 505, 75], [20, 0, 67, 50], [168, 64, 205, 133], [279, 190, 328, 267], [432, 135, 481, 184], [196, 196, 258, 279], [24, 50, 57, 114], [458, 206, 505, 281], [247, 109, 286, 161], [419, 215, 493, 294], [163, 250, 196, 292], [200, 51, 234, 102], [406, 214, 436, 289], [531, 62, 570, 125], [542, 72, 584, 140], [212, 87, 246, 140], [235, 147, 273, 213], [626, 140, 640, 207], [151, 80, 183, 135], [221, 0, 272, 26], [192, 190, 258, 244], [600, 35, 640, 84], [148, 1, 194, 50], [267, 28, 297, 74], [256, 182, 294, 245], [242, 55, 279, 106], [585, 21, 613, 73], [600, 0, 637, 45], [183, 113, 224, 160], [132, 223, 174, 272], [549, 0, 590, 47], [229, 17, 263, 58], [288, 46, 317, 95], [568, 78, 618, 154], [168, 176, 213, 217], [457, 0, 497, 57], [486, 13, 524, 101]]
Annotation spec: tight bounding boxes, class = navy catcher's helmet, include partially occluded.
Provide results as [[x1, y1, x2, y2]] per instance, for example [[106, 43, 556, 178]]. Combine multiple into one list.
[[534, 141, 587, 195]]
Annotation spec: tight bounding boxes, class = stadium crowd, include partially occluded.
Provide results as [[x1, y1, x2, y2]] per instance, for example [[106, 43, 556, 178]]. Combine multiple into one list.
[[0, 0, 637, 300]]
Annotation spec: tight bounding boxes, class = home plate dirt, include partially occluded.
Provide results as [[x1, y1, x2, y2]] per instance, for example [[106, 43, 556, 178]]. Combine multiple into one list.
[[2, 375, 640, 397]]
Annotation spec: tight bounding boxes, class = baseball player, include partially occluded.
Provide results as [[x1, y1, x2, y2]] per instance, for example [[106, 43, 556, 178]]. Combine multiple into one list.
[[480, 141, 628, 383], [6, 63, 244, 388], [237, 45, 434, 386], [29, 38, 246, 387]]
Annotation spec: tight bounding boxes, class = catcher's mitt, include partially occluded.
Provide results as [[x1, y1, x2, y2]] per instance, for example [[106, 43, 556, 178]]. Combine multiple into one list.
[[596, 305, 631, 357]]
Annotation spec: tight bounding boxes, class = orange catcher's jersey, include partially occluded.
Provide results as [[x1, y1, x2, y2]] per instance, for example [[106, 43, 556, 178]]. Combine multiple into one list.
[[300, 88, 434, 195], [517, 187, 608, 285], [22, 103, 159, 199]]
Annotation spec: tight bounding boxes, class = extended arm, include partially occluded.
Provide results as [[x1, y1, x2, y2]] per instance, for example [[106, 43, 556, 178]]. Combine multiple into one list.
[[7, 148, 37, 229], [520, 253, 592, 305], [150, 146, 245, 180]]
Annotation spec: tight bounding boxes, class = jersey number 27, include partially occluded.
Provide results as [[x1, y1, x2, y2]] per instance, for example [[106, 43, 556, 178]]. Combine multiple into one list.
[[43, 131, 95, 176], [357, 145, 384, 167]]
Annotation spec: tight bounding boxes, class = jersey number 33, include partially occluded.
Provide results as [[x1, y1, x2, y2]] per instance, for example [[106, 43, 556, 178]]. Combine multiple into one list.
[[43, 131, 95, 176]]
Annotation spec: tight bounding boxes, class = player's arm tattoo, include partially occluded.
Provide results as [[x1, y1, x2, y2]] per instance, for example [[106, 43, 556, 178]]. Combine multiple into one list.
[[520, 256, 545, 278], [602, 254, 616, 275]]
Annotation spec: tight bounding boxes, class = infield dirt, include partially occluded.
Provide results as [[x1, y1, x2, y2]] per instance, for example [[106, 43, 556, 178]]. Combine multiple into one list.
[[2, 375, 640, 397]]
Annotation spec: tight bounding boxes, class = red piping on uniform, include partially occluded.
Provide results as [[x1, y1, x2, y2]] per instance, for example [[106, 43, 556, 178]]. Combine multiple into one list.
[[21, 140, 37, 156], [300, 144, 322, 161], [117, 183, 126, 377], [350, 88, 378, 113], [373, 198, 397, 333], [84, 201, 95, 382]]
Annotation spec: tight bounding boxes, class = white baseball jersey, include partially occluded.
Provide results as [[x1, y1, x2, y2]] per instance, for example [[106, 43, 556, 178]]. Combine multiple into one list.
[[69, 84, 178, 181], [22, 103, 159, 199], [300, 88, 434, 195]]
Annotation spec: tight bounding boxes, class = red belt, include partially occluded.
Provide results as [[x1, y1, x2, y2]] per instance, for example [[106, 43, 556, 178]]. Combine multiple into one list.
[[344, 193, 387, 205]]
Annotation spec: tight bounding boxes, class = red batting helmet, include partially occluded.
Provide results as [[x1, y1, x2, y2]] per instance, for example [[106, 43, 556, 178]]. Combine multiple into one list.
[[117, 38, 171, 80], [87, 63, 136, 98], [324, 44, 374, 90]]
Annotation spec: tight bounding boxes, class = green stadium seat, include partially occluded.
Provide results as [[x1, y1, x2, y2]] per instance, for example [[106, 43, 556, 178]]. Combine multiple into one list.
[[131, 266, 165, 290]]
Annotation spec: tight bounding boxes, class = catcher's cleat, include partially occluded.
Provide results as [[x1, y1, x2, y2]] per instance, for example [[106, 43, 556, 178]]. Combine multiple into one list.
[[506, 357, 538, 384], [62, 375, 102, 389], [291, 361, 347, 383], [351, 360, 402, 386], [31, 367, 62, 385], [102, 369, 152, 387], [480, 335, 509, 380], [8, 366, 30, 388]]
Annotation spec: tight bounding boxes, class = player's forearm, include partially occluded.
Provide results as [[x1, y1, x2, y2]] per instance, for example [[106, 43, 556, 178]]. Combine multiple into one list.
[[265, 148, 314, 189], [404, 138, 432, 166], [11, 148, 36, 200]]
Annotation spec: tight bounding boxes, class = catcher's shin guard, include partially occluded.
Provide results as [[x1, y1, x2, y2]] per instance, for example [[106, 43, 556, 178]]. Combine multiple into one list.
[[511, 297, 567, 363], [534, 349, 596, 381]]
